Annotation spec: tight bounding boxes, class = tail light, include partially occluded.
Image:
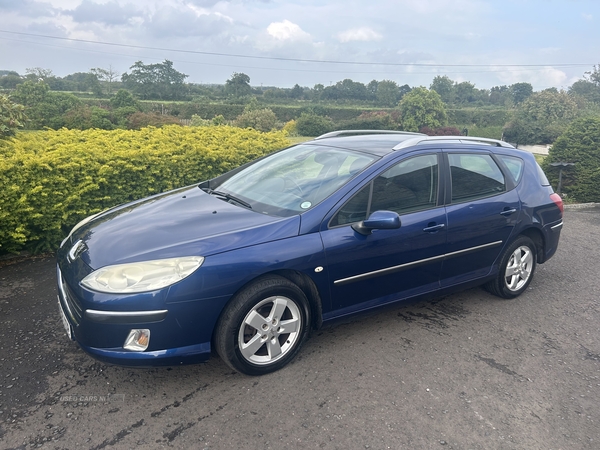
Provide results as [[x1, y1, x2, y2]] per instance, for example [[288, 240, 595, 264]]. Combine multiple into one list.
[[550, 193, 563, 214]]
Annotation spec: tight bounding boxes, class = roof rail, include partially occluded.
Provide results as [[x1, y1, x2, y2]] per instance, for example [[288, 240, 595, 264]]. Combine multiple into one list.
[[314, 130, 425, 140], [392, 136, 515, 150]]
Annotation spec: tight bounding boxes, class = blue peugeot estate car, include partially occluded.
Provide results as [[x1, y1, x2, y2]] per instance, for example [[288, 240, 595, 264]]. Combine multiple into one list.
[[57, 131, 563, 375]]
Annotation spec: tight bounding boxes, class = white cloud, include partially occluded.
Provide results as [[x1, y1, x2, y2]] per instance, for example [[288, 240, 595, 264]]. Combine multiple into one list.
[[497, 66, 568, 89], [337, 27, 382, 43], [582, 13, 593, 21], [266, 19, 311, 42]]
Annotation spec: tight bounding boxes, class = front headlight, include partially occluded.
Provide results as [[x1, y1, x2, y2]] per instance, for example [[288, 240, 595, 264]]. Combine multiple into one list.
[[81, 256, 204, 294]]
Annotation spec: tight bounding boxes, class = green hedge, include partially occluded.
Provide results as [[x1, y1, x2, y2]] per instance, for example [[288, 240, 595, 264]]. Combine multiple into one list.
[[149, 101, 376, 122], [446, 108, 510, 127], [0, 126, 289, 253]]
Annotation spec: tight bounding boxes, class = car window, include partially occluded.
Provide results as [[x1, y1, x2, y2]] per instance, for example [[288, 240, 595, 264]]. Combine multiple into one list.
[[497, 155, 524, 184], [331, 154, 439, 226], [449, 153, 506, 203], [217, 144, 376, 216]]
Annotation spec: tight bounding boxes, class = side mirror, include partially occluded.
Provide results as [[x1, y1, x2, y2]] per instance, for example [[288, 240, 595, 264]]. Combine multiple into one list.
[[352, 210, 401, 235]]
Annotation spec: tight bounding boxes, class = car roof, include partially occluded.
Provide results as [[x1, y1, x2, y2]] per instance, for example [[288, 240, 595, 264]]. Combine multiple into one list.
[[308, 130, 515, 157]]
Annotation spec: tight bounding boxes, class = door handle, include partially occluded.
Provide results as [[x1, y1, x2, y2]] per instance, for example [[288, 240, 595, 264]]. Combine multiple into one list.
[[500, 208, 517, 216], [423, 223, 445, 232]]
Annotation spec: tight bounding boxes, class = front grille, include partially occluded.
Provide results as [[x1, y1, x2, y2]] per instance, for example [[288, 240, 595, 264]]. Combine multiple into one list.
[[61, 276, 83, 325]]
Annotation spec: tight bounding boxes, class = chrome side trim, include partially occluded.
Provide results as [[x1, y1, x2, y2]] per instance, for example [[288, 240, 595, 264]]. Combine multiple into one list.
[[334, 254, 445, 286], [443, 240, 503, 259], [85, 309, 168, 324], [334, 241, 503, 286], [551, 221, 563, 231]]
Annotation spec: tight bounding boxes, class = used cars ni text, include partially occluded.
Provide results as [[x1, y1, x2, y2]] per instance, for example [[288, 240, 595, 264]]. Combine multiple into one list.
[[57, 131, 563, 375]]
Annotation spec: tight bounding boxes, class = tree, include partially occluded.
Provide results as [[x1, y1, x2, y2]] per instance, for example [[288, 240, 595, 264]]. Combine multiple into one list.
[[584, 64, 600, 86], [225, 72, 252, 98], [509, 82, 533, 105], [10, 81, 81, 129], [90, 65, 120, 95], [398, 84, 412, 100], [322, 79, 369, 101], [503, 89, 578, 145], [430, 75, 455, 104], [399, 87, 447, 132], [375, 80, 401, 107], [454, 81, 480, 104], [541, 117, 600, 202], [121, 60, 188, 100], [63, 72, 102, 95], [110, 89, 139, 109], [289, 84, 304, 99], [312, 83, 324, 99], [10, 80, 50, 107], [569, 80, 600, 105], [0, 94, 27, 138], [521, 89, 578, 123], [0, 72, 22, 90], [490, 85, 510, 106], [25, 67, 54, 82]]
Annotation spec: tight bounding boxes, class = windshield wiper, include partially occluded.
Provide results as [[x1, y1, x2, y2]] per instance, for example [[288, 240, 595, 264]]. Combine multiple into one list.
[[210, 190, 253, 210]]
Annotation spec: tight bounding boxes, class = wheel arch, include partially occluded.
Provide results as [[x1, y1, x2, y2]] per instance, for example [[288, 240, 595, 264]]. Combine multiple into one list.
[[519, 227, 546, 263], [271, 269, 323, 330], [212, 269, 323, 347]]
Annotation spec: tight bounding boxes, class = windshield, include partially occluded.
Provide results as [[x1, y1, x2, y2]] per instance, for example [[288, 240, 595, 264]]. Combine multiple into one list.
[[216, 144, 376, 216]]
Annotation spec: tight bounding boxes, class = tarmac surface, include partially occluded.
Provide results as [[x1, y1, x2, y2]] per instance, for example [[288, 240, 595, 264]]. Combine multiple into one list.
[[0, 205, 599, 449]]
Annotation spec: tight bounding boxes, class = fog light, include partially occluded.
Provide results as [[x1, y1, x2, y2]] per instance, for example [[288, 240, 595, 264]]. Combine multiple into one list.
[[124, 329, 150, 351]]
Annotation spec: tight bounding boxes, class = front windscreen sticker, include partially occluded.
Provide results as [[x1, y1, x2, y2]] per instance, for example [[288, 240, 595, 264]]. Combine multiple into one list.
[[300, 201, 312, 209]]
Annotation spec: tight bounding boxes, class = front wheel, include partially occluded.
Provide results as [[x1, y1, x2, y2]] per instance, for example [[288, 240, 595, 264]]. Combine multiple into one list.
[[485, 236, 537, 299], [214, 275, 311, 376]]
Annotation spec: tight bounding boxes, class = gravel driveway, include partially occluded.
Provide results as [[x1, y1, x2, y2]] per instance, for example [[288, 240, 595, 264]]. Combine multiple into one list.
[[1, 205, 599, 449]]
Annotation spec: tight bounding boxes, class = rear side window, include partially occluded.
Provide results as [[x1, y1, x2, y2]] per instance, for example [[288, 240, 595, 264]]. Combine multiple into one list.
[[449, 153, 506, 203], [497, 155, 524, 184], [536, 162, 551, 186]]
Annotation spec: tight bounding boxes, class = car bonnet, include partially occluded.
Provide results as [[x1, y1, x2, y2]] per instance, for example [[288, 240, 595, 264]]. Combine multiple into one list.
[[69, 185, 301, 269]]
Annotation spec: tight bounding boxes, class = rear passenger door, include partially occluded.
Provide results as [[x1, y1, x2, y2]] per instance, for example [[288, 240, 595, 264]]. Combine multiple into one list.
[[440, 150, 521, 286]]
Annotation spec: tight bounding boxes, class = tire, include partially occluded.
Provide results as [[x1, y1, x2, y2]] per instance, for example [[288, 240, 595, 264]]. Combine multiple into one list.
[[485, 236, 537, 299], [214, 275, 311, 376]]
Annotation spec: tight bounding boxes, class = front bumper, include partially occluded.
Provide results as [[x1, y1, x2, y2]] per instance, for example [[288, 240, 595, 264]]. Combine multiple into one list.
[[56, 264, 217, 366]]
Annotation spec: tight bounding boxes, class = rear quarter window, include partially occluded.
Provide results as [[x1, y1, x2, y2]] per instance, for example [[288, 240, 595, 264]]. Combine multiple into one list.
[[535, 162, 551, 186], [497, 155, 524, 184]]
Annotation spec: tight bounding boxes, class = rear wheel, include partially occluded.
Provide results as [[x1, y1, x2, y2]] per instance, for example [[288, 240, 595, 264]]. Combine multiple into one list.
[[214, 275, 311, 376], [485, 236, 537, 299]]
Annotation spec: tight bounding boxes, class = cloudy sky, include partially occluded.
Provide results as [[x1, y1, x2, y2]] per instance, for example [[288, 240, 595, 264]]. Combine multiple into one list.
[[0, 0, 598, 90]]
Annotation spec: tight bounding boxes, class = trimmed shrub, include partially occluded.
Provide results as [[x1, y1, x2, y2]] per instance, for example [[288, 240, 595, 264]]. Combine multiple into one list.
[[0, 126, 289, 253], [282, 120, 298, 136], [234, 107, 278, 132], [541, 117, 600, 202], [295, 113, 334, 136], [419, 126, 462, 136], [338, 111, 399, 130]]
